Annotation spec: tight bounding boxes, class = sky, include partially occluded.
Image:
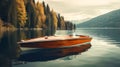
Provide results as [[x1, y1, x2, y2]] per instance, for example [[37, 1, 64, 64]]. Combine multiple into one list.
[[35, 0, 120, 21]]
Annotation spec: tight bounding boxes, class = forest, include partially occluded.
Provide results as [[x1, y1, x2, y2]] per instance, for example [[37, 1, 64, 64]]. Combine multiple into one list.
[[0, 0, 75, 32]]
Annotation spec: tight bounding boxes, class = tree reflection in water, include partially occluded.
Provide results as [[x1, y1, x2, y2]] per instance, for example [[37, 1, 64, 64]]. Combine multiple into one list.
[[0, 30, 92, 66], [0, 29, 57, 66], [0, 31, 21, 67]]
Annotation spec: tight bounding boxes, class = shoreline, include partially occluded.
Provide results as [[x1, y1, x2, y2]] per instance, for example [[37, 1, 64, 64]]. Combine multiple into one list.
[[0, 26, 16, 32]]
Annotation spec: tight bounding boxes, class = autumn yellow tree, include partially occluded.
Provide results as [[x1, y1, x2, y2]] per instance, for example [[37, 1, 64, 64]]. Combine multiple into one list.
[[51, 10, 58, 30], [16, 0, 27, 28], [35, 2, 46, 28], [36, 2, 46, 23], [60, 16, 65, 29]]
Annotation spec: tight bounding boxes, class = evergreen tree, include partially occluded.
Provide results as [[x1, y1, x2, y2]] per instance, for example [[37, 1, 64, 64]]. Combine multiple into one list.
[[51, 10, 58, 31], [35, 2, 46, 28], [0, 0, 11, 22], [57, 13, 61, 29], [42, 1, 47, 15], [46, 4, 50, 14], [0, 0, 74, 31], [16, 0, 27, 28], [8, 0, 17, 27], [60, 16, 65, 29], [25, 0, 37, 28]]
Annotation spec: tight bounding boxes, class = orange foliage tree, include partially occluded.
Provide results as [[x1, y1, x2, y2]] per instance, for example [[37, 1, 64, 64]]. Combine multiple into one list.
[[16, 0, 27, 28]]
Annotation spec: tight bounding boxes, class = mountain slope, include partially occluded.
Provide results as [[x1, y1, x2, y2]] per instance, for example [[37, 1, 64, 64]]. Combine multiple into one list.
[[77, 9, 120, 28]]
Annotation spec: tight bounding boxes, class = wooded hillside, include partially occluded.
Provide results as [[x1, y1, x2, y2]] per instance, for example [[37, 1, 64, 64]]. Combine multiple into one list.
[[0, 0, 75, 31]]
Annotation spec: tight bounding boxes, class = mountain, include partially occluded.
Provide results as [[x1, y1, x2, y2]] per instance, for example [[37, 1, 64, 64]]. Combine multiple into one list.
[[77, 9, 120, 28], [72, 18, 91, 24]]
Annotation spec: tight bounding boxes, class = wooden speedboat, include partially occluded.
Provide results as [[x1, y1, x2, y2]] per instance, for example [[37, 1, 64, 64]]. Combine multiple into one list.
[[17, 35, 92, 48]]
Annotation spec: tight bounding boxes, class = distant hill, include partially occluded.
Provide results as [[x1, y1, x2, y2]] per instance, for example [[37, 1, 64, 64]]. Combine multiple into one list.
[[72, 18, 91, 24], [77, 9, 120, 28]]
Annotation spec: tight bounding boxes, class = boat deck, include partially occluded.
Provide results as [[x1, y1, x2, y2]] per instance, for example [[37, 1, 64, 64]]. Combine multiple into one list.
[[18, 35, 92, 48], [20, 35, 82, 43]]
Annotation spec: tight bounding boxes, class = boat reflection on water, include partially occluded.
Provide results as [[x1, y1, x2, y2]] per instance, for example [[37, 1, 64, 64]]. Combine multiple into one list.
[[18, 43, 92, 62]]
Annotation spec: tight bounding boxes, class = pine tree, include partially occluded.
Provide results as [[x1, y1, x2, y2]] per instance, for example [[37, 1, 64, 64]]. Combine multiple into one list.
[[57, 13, 61, 29], [36, 2, 46, 28], [42, 1, 47, 15], [25, 0, 37, 28], [0, 0, 11, 22], [8, 0, 17, 27], [46, 4, 50, 14], [51, 10, 58, 31], [16, 0, 27, 28], [60, 16, 65, 29]]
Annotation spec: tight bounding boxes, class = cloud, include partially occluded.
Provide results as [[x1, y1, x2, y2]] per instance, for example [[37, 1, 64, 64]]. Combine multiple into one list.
[[36, 0, 120, 20], [63, 13, 92, 21], [39, 0, 119, 6]]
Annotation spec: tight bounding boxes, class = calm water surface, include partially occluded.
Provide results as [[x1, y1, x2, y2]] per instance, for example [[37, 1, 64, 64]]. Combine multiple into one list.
[[0, 29, 120, 67]]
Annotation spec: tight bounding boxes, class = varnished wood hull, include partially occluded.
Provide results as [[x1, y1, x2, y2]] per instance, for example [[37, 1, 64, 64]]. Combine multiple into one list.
[[18, 35, 92, 48]]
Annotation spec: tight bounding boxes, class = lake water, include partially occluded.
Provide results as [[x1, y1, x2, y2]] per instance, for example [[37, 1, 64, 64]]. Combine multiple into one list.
[[0, 29, 120, 67]]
